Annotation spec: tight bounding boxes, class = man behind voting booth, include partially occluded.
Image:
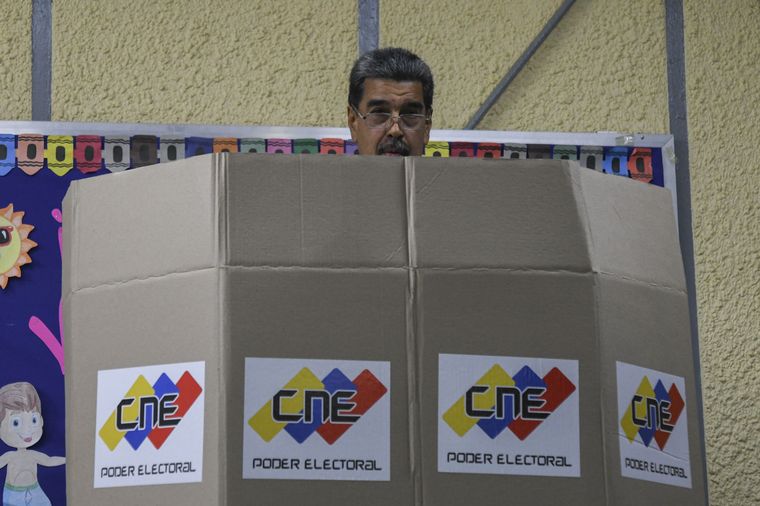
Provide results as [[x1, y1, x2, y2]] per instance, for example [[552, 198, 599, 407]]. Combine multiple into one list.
[[347, 47, 434, 156]]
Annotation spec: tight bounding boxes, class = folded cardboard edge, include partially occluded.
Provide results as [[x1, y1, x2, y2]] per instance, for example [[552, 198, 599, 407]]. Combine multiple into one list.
[[62, 154, 220, 293], [404, 157, 421, 504], [572, 165, 687, 291], [216, 151, 228, 506], [64, 155, 688, 294], [61, 178, 77, 503]]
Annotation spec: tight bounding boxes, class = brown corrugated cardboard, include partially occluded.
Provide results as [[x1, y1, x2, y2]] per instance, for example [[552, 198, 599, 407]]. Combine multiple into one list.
[[64, 154, 706, 506], [413, 157, 704, 505]]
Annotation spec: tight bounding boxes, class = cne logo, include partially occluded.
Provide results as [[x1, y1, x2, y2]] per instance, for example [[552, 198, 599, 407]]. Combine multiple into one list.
[[443, 364, 576, 440], [248, 367, 387, 445], [98, 371, 203, 451], [620, 376, 684, 451]]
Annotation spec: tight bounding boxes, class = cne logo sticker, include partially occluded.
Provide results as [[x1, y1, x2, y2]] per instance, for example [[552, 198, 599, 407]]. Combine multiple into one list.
[[94, 361, 205, 488], [248, 367, 387, 445], [620, 376, 684, 451], [616, 361, 691, 488], [243, 358, 390, 481], [443, 364, 575, 441], [99, 371, 202, 451], [438, 354, 580, 477]]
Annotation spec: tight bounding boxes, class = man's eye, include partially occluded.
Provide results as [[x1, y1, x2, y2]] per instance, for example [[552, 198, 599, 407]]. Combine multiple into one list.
[[12, 418, 20, 427], [32, 416, 38, 425]]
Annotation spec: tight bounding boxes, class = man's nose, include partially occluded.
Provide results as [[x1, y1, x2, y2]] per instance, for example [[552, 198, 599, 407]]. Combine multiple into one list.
[[387, 117, 404, 137]]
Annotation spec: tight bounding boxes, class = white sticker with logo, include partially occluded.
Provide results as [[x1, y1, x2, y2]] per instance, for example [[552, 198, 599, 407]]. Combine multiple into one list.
[[438, 353, 580, 477], [243, 357, 390, 481], [617, 361, 691, 488], [94, 361, 205, 488]]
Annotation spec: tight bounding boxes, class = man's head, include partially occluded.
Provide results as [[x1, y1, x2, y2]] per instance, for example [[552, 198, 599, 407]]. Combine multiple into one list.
[[347, 47, 434, 156], [0, 382, 44, 449]]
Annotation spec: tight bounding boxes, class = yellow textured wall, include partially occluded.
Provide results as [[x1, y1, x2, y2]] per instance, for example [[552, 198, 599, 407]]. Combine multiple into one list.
[[685, 1, 760, 504], [3, 1, 758, 504], [381, 0, 669, 133], [0, 0, 32, 119], [52, 0, 356, 126]]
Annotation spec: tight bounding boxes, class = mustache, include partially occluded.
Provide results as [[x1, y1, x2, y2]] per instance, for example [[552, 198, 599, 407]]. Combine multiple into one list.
[[377, 137, 411, 156]]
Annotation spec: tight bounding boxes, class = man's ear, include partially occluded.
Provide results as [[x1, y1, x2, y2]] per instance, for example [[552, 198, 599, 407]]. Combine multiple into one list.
[[347, 105, 358, 142]]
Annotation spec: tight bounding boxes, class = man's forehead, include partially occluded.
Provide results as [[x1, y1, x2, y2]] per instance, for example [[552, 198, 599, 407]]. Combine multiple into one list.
[[361, 78, 424, 105]]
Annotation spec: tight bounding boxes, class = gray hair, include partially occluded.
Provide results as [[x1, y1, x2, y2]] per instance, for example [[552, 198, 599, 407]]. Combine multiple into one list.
[[348, 47, 434, 111]]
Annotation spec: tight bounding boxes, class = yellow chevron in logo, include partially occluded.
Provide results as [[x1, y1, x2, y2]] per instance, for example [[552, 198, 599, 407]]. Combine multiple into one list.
[[443, 364, 513, 437], [620, 376, 656, 443], [98, 375, 154, 451], [248, 367, 324, 442]]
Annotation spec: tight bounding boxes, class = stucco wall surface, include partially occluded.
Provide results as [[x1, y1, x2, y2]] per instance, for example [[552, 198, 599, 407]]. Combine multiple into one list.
[[381, 0, 669, 133], [3, 1, 759, 503], [0, 0, 32, 120], [52, 0, 356, 126], [684, 1, 760, 505]]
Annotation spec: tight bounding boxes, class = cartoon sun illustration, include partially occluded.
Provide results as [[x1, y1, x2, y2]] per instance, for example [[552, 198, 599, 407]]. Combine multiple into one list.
[[0, 204, 37, 289]]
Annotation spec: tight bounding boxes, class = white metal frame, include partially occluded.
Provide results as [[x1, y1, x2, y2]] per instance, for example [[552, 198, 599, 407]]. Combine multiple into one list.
[[0, 120, 677, 223]]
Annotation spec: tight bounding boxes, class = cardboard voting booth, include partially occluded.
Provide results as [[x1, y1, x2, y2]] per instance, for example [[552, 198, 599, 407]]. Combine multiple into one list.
[[63, 154, 706, 505]]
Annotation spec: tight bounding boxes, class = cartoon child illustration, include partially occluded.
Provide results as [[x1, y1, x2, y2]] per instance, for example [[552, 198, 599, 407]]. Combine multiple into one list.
[[0, 382, 64, 506]]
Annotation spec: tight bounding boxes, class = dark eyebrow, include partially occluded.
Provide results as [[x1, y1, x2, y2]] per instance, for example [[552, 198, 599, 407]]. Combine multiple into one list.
[[366, 99, 390, 108], [401, 101, 424, 113], [365, 99, 425, 112]]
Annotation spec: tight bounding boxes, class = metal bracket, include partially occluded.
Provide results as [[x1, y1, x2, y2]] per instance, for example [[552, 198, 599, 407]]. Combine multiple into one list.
[[665, 1, 709, 504], [358, 0, 379, 55], [464, 0, 576, 129], [31, 0, 52, 121]]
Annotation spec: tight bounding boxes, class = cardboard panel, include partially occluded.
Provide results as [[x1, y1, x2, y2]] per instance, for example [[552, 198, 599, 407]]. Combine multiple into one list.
[[63, 154, 704, 506], [410, 157, 591, 270], [64, 270, 222, 506], [226, 154, 407, 267], [226, 269, 412, 506], [63, 155, 218, 291], [575, 167, 685, 289], [418, 270, 603, 506], [597, 276, 706, 505]]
